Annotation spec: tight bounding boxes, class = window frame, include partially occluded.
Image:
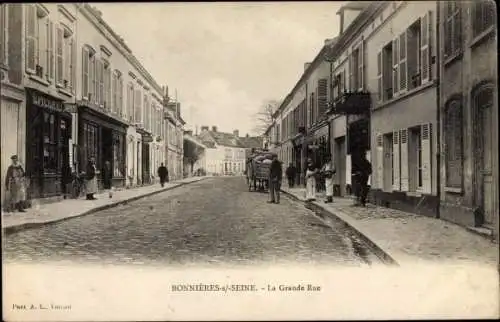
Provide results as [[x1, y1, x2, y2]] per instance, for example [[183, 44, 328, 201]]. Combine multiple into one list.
[[471, 0, 495, 40], [444, 99, 464, 189], [1, 4, 9, 69]]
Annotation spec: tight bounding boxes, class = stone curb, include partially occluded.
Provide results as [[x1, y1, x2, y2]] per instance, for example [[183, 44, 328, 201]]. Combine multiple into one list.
[[3, 178, 207, 236], [281, 189, 399, 267]]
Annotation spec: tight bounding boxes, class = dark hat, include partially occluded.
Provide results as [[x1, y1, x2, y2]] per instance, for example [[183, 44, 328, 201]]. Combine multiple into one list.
[[11, 155, 18, 160]]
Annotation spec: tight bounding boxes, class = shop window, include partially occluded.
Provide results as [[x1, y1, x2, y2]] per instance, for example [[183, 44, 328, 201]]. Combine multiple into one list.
[[84, 122, 99, 170], [472, 0, 495, 38], [42, 112, 58, 173], [444, 99, 463, 188]]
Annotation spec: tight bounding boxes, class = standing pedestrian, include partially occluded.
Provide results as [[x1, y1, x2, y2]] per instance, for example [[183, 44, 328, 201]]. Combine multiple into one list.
[[305, 158, 318, 201], [321, 155, 336, 203], [267, 154, 282, 204], [4, 155, 27, 212], [158, 163, 169, 187], [285, 163, 297, 188], [102, 160, 113, 198], [86, 157, 98, 200], [352, 151, 372, 207]]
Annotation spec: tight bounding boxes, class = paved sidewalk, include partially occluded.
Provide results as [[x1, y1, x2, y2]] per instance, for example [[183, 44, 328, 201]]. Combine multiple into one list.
[[2, 176, 207, 235], [282, 187, 499, 267]]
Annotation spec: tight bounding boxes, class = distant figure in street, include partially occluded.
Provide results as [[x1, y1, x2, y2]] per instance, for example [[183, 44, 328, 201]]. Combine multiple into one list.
[[321, 155, 336, 203], [352, 151, 372, 207], [4, 155, 27, 212], [285, 163, 297, 188], [158, 163, 169, 187], [86, 157, 98, 200], [305, 158, 318, 201], [268, 155, 282, 204], [102, 160, 113, 198]]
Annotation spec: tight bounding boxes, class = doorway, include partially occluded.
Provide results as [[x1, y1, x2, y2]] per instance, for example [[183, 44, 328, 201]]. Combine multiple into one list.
[[474, 86, 495, 226], [142, 142, 150, 184], [335, 136, 346, 196]]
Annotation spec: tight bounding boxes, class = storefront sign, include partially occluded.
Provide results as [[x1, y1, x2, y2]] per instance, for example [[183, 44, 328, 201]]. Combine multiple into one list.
[[32, 92, 64, 112]]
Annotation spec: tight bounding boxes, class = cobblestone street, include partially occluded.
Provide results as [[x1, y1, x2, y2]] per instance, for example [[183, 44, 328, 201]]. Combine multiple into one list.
[[3, 177, 377, 267]]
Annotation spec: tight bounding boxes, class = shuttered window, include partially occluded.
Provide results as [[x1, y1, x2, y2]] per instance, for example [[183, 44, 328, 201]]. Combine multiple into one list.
[[444, 2, 462, 58], [0, 4, 7, 67], [400, 129, 409, 191], [444, 100, 463, 188], [89, 54, 95, 102], [376, 134, 384, 189], [111, 72, 117, 113], [82, 47, 90, 98], [472, 0, 495, 38], [420, 123, 432, 193], [25, 5, 37, 72], [134, 89, 142, 125], [104, 63, 111, 110], [392, 130, 400, 191], [420, 11, 431, 83], [317, 78, 328, 117], [118, 75, 123, 117], [399, 31, 407, 92], [392, 37, 399, 96], [54, 23, 63, 84], [376, 52, 382, 101]]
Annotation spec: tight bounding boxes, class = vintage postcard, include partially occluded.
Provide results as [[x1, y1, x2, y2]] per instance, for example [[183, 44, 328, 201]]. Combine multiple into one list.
[[1, 1, 499, 321]]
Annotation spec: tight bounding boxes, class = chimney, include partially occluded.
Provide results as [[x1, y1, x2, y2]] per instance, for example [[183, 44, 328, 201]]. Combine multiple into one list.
[[201, 126, 209, 132], [195, 125, 199, 136], [185, 130, 193, 136], [233, 130, 239, 137], [212, 126, 217, 132], [304, 62, 311, 71], [324, 38, 335, 46]]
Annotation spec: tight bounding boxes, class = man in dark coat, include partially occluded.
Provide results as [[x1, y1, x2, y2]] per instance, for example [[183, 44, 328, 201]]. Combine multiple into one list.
[[285, 163, 297, 188], [352, 151, 372, 207], [158, 163, 169, 187], [268, 155, 283, 204]]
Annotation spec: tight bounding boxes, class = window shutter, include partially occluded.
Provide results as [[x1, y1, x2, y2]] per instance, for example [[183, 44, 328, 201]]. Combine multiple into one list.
[[126, 84, 132, 121], [99, 61, 104, 106], [47, 20, 55, 81], [82, 47, 89, 99], [420, 11, 431, 83], [377, 51, 382, 101], [421, 123, 432, 193], [119, 78, 124, 117], [55, 24, 63, 84], [111, 73, 117, 113], [0, 5, 6, 66], [392, 37, 399, 96], [317, 78, 328, 117], [89, 56, 95, 101], [400, 128, 409, 191], [359, 40, 364, 90], [399, 31, 407, 92], [376, 134, 384, 189], [392, 130, 400, 191], [105, 67, 111, 110], [70, 38, 76, 92], [134, 89, 142, 125], [25, 5, 37, 72], [348, 52, 353, 91]]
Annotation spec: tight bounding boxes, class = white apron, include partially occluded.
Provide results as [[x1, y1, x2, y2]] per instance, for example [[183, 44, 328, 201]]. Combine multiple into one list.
[[305, 169, 316, 200], [86, 165, 98, 194], [323, 163, 334, 197]]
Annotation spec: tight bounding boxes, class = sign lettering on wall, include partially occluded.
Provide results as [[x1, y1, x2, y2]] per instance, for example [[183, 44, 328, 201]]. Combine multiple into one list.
[[32, 92, 64, 112]]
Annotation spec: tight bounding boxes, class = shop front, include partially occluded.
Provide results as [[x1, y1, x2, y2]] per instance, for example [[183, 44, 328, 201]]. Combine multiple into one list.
[[25, 89, 72, 199], [291, 130, 306, 186], [78, 105, 127, 189]]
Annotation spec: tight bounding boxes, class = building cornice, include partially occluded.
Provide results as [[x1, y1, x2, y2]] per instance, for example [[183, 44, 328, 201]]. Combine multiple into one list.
[[78, 4, 164, 96]]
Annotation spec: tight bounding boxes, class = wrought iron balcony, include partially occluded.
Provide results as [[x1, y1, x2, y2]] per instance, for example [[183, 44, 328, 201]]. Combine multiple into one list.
[[327, 90, 372, 115]]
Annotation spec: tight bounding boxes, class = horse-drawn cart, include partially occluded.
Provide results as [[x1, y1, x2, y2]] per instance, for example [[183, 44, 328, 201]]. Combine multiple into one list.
[[246, 151, 277, 192]]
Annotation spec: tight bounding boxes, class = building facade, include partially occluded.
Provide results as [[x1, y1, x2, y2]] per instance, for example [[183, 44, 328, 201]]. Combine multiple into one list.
[[183, 130, 206, 177], [165, 101, 184, 181], [437, 0, 498, 239], [1, 3, 27, 206], [1, 3, 172, 205]]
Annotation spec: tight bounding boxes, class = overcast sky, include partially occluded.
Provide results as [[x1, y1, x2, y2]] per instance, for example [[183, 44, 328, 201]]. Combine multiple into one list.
[[95, 2, 342, 136]]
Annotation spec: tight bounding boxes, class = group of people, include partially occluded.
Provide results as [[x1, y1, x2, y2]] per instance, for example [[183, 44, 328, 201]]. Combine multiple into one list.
[[271, 150, 372, 207], [3, 155, 172, 213]]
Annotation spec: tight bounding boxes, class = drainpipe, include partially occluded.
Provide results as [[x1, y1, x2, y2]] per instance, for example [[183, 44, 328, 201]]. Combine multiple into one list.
[[435, 2, 441, 219]]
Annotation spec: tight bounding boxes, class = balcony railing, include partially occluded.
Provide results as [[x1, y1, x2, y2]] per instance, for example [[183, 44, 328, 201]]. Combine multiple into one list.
[[327, 90, 372, 115]]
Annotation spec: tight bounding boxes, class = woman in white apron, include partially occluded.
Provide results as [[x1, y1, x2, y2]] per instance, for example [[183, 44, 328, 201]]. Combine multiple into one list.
[[321, 156, 335, 203], [305, 158, 317, 201], [85, 157, 98, 200]]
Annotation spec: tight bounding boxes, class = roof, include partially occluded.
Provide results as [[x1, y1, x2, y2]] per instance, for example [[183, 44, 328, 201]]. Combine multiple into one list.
[[238, 136, 264, 149], [197, 131, 264, 149], [336, 1, 372, 14]]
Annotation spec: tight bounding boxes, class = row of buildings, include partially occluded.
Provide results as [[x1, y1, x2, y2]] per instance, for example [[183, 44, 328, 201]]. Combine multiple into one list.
[[1, 3, 185, 205], [184, 126, 263, 176], [264, 1, 498, 240]]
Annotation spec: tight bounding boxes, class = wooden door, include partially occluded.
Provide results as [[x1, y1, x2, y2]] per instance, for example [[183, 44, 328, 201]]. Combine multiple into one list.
[[336, 137, 346, 196], [475, 87, 495, 225]]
